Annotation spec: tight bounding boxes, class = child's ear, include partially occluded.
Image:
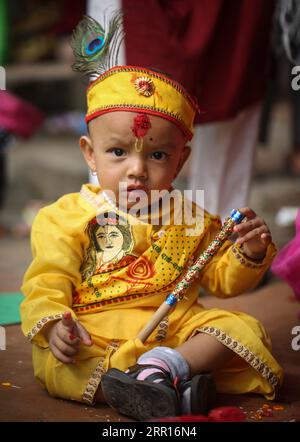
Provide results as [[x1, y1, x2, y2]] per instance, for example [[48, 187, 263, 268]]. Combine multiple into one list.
[[79, 135, 96, 172], [174, 145, 191, 180]]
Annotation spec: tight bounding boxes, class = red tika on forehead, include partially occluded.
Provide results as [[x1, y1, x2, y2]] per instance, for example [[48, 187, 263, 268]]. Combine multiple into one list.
[[131, 114, 152, 138]]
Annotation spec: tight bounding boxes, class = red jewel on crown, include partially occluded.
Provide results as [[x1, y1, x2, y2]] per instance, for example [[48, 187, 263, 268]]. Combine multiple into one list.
[[134, 77, 155, 97]]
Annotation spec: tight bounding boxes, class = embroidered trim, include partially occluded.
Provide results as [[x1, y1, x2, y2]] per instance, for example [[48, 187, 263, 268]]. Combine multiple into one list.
[[82, 357, 106, 405], [86, 105, 192, 139], [26, 313, 64, 341], [82, 341, 119, 405], [195, 326, 280, 389], [155, 316, 169, 342], [232, 246, 265, 269]]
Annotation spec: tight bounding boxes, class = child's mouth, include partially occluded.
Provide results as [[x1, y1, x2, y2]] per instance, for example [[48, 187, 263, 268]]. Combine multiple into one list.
[[127, 188, 147, 196], [125, 185, 148, 200]]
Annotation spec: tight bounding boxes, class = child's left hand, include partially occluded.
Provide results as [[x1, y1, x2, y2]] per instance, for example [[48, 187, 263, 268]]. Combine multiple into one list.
[[233, 207, 272, 260]]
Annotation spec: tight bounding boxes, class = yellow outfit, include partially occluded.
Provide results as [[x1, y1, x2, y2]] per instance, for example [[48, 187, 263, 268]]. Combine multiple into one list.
[[21, 184, 283, 405]]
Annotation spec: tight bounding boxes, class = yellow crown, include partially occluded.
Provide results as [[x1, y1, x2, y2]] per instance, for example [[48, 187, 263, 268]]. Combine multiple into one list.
[[86, 66, 198, 140]]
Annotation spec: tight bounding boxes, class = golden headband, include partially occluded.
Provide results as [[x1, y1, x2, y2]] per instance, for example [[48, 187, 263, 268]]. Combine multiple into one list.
[[86, 66, 198, 140]]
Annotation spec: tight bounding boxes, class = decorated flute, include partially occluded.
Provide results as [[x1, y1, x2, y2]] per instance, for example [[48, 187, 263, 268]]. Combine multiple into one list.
[[136, 209, 245, 343]]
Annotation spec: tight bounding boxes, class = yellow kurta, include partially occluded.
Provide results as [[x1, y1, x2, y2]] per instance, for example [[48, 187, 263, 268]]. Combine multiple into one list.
[[21, 184, 283, 405]]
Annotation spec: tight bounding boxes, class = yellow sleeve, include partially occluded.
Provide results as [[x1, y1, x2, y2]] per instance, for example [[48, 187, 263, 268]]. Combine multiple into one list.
[[198, 215, 277, 298], [20, 203, 85, 347]]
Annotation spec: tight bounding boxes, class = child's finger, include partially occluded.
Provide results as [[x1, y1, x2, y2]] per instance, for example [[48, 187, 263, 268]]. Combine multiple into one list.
[[61, 311, 75, 331], [51, 342, 75, 364], [57, 325, 80, 346], [76, 321, 93, 346], [55, 338, 79, 357], [236, 225, 269, 244], [234, 217, 264, 234], [237, 207, 257, 220], [261, 232, 272, 246]]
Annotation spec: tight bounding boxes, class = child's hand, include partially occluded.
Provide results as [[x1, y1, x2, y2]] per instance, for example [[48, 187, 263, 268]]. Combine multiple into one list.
[[45, 311, 93, 364], [233, 207, 272, 260]]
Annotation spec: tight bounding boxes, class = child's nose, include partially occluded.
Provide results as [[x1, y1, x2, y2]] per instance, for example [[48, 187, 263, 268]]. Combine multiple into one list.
[[127, 157, 148, 180]]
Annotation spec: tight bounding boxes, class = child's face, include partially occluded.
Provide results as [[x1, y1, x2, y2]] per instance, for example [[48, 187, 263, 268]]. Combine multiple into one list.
[[80, 111, 190, 207]]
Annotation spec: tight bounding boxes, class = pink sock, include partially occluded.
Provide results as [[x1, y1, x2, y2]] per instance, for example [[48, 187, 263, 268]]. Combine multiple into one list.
[[134, 357, 171, 383]]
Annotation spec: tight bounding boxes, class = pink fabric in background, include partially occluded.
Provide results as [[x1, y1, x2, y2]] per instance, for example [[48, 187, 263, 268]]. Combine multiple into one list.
[[271, 209, 300, 300], [0, 91, 44, 138]]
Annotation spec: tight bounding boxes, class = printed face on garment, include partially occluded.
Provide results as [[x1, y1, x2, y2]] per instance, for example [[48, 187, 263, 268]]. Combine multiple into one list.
[[96, 224, 124, 253]]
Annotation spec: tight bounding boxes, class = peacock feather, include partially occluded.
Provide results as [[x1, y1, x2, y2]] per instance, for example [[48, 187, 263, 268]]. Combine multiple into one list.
[[71, 11, 123, 79]]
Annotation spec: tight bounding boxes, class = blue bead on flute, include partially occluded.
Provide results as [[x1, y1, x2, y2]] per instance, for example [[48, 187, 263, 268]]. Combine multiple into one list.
[[230, 209, 245, 224]]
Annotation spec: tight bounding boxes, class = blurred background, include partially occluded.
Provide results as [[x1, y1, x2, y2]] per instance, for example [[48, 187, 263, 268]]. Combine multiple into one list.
[[0, 0, 299, 293]]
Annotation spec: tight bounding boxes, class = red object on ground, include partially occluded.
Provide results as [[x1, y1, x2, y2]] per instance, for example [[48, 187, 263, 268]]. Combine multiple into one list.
[[156, 406, 246, 422], [208, 406, 246, 422], [0, 91, 44, 138]]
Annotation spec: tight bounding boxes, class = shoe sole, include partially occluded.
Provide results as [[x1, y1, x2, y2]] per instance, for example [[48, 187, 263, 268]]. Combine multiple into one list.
[[191, 373, 216, 414], [101, 368, 179, 421]]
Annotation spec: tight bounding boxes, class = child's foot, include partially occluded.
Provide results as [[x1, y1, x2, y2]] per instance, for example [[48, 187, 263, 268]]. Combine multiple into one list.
[[101, 364, 180, 421], [101, 365, 216, 420]]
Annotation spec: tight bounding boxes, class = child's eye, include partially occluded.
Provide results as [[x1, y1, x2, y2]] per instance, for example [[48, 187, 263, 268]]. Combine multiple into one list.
[[151, 152, 168, 160], [109, 148, 126, 157]]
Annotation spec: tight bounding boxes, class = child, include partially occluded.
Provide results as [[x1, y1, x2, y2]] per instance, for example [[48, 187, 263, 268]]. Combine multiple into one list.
[[21, 14, 283, 421]]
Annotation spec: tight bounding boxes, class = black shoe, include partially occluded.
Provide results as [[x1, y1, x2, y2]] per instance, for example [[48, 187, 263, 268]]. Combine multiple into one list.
[[180, 373, 216, 415], [101, 364, 180, 421]]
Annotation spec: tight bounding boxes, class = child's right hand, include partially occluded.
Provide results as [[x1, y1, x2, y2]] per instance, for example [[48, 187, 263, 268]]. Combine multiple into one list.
[[45, 311, 93, 364]]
